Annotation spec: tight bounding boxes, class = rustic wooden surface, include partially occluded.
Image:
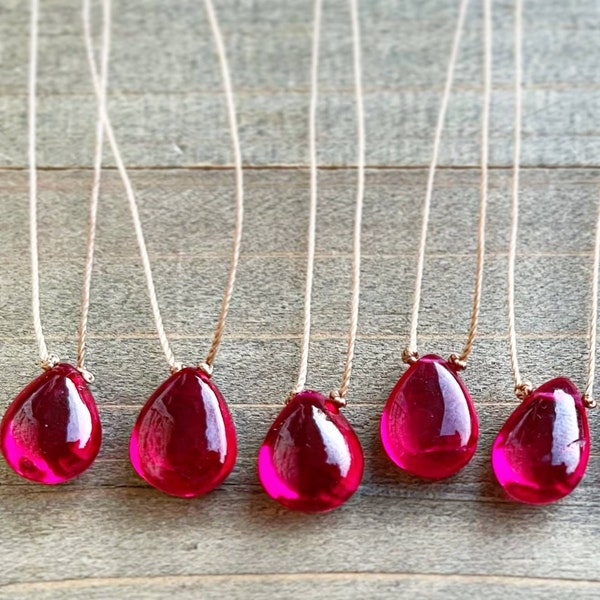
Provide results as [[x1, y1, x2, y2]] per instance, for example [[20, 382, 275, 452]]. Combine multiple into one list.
[[1, 0, 600, 598]]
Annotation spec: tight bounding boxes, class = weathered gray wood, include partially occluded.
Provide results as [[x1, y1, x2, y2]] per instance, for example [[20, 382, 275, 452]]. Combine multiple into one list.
[[2, 0, 600, 168], [1, 0, 600, 598]]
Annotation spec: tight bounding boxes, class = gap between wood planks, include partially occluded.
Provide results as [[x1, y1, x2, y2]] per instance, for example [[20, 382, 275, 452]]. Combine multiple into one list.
[[2, 164, 600, 171], [1, 484, 600, 509], [2, 571, 600, 592], [0, 254, 596, 267], [0, 332, 594, 342], [0, 252, 597, 261], [3, 80, 600, 95], [2, 80, 600, 101]]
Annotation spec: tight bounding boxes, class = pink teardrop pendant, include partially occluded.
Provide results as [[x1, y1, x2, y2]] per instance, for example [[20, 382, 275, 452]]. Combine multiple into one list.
[[380, 354, 478, 479], [492, 377, 590, 504], [130, 366, 237, 498], [0, 363, 102, 484], [258, 389, 364, 512]]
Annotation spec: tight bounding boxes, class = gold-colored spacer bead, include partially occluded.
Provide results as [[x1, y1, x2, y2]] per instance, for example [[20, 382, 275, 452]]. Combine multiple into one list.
[[170, 362, 184, 375]]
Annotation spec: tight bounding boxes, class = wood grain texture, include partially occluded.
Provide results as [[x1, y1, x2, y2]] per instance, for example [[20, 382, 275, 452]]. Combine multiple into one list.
[[1, 0, 600, 599]]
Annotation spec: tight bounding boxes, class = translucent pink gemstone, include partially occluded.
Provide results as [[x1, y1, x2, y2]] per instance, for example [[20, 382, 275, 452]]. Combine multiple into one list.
[[130, 367, 237, 498], [492, 377, 590, 504], [0, 363, 101, 484], [258, 389, 364, 512], [380, 354, 478, 479]]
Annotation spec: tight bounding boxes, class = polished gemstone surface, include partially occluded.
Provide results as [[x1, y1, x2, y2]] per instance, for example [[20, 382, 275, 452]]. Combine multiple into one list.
[[130, 367, 237, 498], [0, 363, 102, 483], [492, 377, 590, 504], [258, 389, 364, 512], [380, 354, 478, 479]]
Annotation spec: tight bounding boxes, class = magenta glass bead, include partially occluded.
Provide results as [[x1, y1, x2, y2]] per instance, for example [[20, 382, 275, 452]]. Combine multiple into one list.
[[0, 363, 102, 484], [492, 377, 590, 505], [130, 367, 237, 498], [380, 354, 478, 479], [258, 389, 364, 512]]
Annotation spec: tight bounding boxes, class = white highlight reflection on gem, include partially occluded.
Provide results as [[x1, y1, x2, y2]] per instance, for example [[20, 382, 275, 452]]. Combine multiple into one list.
[[313, 406, 350, 476], [202, 383, 227, 461], [65, 378, 93, 448], [435, 362, 470, 442], [551, 388, 580, 474]]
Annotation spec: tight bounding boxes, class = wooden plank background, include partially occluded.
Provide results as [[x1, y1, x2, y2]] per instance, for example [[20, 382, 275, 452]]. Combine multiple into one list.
[[1, 0, 600, 598]]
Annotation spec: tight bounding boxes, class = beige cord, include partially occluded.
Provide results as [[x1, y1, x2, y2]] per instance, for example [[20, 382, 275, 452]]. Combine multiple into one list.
[[583, 196, 600, 408], [292, 0, 365, 404], [84, 0, 178, 372], [333, 0, 365, 402], [506, 0, 532, 399], [28, 0, 52, 369], [202, 0, 244, 372], [449, 0, 491, 370], [29, 0, 104, 375], [507, 0, 597, 407], [77, 0, 111, 382], [292, 0, 322, 394], [405, 0, 470, 362], [83, 0, 243, 375]]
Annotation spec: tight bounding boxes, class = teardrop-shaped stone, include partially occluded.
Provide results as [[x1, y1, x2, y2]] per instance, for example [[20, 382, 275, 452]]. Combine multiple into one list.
[[492, 377, 590, 504], [258, 389, 364, 512], [130, 367, 237, 498], [380, 354, 478, 479], [0, 363, 102, 484]]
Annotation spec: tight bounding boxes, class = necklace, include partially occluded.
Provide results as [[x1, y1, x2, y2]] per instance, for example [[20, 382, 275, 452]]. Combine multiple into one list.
[[84, 0, 244, 498], [379, 0, 491, 479], [257, 0, 365, 513], [491, 0, 595, 504], [0, 0, 107, 484]]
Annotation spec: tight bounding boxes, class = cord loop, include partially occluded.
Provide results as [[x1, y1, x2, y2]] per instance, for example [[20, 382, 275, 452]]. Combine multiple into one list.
[[169, 362, 184, 375], [328, 389, 347, 408], [197, 361, 213, 377], [77, 367, 96, 384], [448, 353, 467, 371], [514, 381, 532, 401], [40, 353, 60, 371], [401, 348, 419, 366]]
